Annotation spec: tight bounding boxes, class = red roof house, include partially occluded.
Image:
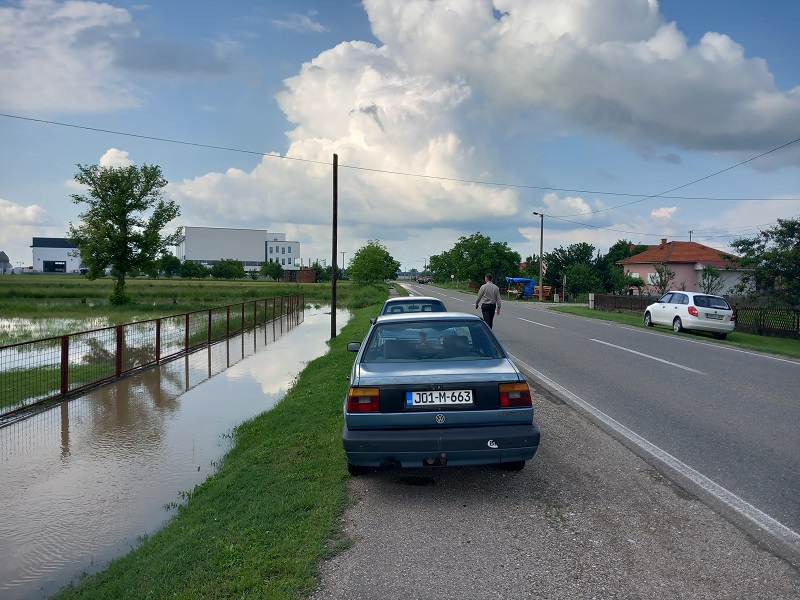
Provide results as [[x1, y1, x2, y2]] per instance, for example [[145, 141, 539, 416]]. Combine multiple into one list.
[[617, 238, 744, 295]]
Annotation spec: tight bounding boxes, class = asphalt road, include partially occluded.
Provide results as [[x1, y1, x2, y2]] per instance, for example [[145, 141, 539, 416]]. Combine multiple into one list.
[[311, 286, 800, 598], [400, 283, 800, 560]]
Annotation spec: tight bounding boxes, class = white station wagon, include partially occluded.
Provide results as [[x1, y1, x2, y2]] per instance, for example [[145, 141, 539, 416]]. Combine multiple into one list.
[[644, 291, 735, 339]]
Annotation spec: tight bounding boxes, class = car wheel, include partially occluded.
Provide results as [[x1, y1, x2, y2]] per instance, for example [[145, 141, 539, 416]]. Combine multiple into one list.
[[672, 317, 683, 333], [713, 332, 727, 340], [500, 460, 525, 472], [347, 462, 375, 476], [644, 312, 653, 327]]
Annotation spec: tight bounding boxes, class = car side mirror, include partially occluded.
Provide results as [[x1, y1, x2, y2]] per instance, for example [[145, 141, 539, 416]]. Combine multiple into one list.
[[347, 342, 361, 352], [370, 318, 376, 324]]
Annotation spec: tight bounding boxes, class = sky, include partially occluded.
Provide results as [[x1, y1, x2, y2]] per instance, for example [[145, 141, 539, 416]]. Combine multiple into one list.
[[1, 0, 799, 272]]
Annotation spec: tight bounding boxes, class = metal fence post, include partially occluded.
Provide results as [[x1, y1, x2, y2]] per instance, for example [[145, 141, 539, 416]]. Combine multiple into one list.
[[156, 318, 161, 362], [116, 325, 123, 377], [61, 335, 70, 397]]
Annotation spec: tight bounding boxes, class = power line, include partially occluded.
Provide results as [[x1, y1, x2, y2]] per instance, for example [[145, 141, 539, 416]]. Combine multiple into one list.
[[2, 112, 798, 206], [0, 112, 328, 166]]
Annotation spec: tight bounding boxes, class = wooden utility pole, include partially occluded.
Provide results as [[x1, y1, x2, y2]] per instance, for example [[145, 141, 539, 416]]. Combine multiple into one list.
[[331, 153, 338, 339]]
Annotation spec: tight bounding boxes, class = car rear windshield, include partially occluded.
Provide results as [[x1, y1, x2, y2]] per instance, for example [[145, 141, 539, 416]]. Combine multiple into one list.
[[693, 295, 731, 310], [361, 320, 504, 362], [381, 301, 446, 315]]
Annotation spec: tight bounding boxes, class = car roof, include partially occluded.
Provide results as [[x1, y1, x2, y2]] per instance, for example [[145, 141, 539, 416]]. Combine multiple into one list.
[[663, 290, 725, 298], [374, 311, 479, 323], [383, 296, 443, 303]]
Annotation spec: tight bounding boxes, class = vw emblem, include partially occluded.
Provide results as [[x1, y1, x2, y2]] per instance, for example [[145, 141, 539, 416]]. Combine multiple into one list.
[[435, 414, 446, 424]]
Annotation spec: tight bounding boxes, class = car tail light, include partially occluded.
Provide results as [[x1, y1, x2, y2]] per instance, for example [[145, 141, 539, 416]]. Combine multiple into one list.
[[499, 382, 532, 407], [347, 387, 380, 412], [730, 310, 736, 322], [688, 306, 699, 317]]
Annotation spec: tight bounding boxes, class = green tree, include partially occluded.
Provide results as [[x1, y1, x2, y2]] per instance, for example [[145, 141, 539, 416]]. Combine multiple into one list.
[[596, 239, 648, 293], [349, 240, 401, 284], [698, 265, 725, 295], [650, 263, 675, 296], [211, 259, 246, 280], [564, 263, 602, 299], [543, 242, 596, 288], [428, 233, 520, 286], [68, 163, 182, 304], [260, 261, 284, 281], [730, 218, 800, 307], [158, 253, 181, 279], [310, 260, 328, 282], [178, 261, 210, 279], [608, 269, 645, 295], [521, 254, 541, 281]]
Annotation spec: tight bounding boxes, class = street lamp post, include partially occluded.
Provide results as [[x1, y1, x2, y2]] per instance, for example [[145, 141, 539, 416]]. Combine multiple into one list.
[[532, 212, 544, 302]]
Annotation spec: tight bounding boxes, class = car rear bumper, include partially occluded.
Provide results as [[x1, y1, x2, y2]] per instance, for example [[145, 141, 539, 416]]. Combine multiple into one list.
[[343, 422, 540, 468], [681, 316, 735, 334]]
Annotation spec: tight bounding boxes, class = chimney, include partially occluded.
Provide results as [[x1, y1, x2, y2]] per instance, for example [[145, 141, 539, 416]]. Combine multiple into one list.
[[660, 238, 667, 246]]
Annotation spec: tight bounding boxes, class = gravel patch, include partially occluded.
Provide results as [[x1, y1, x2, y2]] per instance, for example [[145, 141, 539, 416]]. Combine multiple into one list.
[[311, 394, 800, 599]]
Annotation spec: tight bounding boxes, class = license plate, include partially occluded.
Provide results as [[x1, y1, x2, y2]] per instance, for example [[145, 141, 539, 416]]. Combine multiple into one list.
[[705, 313, 724, 320], [406, 389, 473, 407]]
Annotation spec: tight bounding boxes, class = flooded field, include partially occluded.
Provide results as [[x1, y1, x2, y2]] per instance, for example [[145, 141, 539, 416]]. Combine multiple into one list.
[[0, 306, 350, 600], [0, 317, 113, 346]]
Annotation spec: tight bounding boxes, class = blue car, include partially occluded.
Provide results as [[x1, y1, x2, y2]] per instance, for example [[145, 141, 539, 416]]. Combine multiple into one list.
[[343, 312, 540, 474]]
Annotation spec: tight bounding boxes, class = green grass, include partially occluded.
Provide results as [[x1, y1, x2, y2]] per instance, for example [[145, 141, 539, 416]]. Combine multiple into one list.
[[0, 276, 387, 342], [551, 305, 800, 359], [393, 282, 409, 296], [0, 275, 385, 321], [51, 304, 378, 600]]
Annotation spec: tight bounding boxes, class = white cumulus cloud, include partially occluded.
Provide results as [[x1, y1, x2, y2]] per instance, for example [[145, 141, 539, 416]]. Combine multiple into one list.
[[99, 148, 134, 168], [0, 0, 141, 112], [651, 206, 678, 219]]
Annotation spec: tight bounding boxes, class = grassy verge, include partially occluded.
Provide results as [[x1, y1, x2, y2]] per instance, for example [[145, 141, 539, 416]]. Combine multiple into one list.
[[551, 305, 800, 359], [393, 282, 409, 296], [51, 304, 378, 600]]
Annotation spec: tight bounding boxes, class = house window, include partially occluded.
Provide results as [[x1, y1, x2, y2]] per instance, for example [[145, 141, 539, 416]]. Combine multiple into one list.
[[288, 246, 291, 253], [647, 272, 658, 285], [629, 272, 639, 279], [282, 247, 286, 254], [281, 258, 286, 265], [269, 246, 273, 254]]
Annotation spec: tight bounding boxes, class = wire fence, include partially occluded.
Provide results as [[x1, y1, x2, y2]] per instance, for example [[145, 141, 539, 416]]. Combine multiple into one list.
[[0, 295, 303, 417]]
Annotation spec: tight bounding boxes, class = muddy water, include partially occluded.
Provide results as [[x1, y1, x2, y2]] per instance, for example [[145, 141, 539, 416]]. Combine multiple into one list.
[[0, 307, 350, 600]]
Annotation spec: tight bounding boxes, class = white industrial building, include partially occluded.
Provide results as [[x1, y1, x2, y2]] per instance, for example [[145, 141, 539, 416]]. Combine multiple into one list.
[[177, 227, 301, 272], [30, 238, 83, 273]]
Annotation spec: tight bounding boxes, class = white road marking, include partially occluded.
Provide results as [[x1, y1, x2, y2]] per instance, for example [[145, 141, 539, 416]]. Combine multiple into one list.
[[518, 318, 554, 329], [591, 339, 703, 374], [510, 354, 800, 557]]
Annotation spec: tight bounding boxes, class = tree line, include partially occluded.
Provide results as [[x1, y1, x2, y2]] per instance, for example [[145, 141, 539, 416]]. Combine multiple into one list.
[[426, 233, 649, 299]]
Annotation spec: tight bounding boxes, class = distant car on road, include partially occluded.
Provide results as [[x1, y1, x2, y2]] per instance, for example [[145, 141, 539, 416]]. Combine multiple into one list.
[[343, 312, 541, 475], [379, 296, 446, 316], [644, 291, 735, 339], [416, 276, 432, 284]]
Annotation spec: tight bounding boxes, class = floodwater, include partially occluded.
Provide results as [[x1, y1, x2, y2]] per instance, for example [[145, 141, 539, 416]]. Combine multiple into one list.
[[0, 306, 350, 600]]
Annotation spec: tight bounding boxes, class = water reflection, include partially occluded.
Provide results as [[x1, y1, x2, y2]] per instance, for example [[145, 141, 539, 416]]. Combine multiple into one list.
[[0, 307, 349, 600]]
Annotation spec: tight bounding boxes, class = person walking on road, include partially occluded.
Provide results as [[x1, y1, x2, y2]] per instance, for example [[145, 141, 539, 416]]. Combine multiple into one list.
[[475, 273, 501, 329]]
